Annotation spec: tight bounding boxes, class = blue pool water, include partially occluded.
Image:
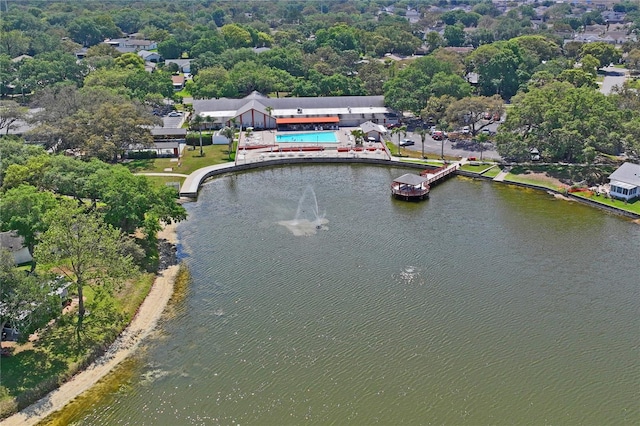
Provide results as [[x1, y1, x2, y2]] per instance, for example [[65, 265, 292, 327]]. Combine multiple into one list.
[[276, 131, 338, 143]]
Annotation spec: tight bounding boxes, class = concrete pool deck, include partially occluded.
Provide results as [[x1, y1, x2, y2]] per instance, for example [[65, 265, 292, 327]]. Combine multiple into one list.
[[179, 128, 394, 198]]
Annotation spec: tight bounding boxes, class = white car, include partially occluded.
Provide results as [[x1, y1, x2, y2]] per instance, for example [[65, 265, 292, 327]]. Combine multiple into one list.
[[462, 126, 470, 134], [168, 111, 181, 117]]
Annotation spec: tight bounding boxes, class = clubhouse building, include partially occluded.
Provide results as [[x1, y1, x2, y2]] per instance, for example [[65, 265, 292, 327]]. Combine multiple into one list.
[[191, 92, 400, 131]]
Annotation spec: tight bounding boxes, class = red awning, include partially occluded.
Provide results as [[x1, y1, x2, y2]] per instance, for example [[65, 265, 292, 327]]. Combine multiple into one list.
[[276, 116, 340, 124]]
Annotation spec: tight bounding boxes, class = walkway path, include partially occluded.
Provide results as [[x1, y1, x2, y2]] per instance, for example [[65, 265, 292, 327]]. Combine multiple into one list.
[[136, 172, 189, 178], [493, 167, 510, 182], [599, 66, 628, 95], [179, 162, 237, 197]]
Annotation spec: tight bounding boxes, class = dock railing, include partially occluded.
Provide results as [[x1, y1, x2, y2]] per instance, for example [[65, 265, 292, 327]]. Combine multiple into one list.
[[420, 163, 459, 185]]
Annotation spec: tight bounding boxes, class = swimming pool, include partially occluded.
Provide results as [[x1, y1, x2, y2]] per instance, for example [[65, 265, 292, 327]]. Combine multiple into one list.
[[276, 131, 338, 143]]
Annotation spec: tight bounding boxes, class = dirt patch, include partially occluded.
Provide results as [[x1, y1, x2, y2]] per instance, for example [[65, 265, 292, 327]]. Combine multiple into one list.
[[522, 172, 570, 189]]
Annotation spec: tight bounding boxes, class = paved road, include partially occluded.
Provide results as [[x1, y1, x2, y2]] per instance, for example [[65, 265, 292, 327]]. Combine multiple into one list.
[[600, 66, 628, 95], [396, 122, 502, 161]]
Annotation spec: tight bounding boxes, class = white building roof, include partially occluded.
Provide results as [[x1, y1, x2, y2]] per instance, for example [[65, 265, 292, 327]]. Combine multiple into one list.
[[609, 162, 640, 187]]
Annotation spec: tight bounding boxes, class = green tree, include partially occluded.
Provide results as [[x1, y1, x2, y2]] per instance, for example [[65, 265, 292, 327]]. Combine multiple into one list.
[[383, 56, 456, 115], [446, 95, 504, 136], [114, 52, 145, 70], [68, 15, 121, 47], [467, 41, 528, 98], [191, 113, 205, 156], [220, 24, 253, 49], [415, 127, 428, 158], [444, 24, 466, 47], [351, 128, 366, 145], [91, 166, 186, 236], [499, 81, 623, 162], [0, 100, 28, 135], [0, 29, 31, 57], [0, 138, 46, 186], [579, 42, 621, 68], [220, 126, 235, 160], [58, 100, 158, 161], [624, 48, 640, 73], [0, 184, 58, 271], [391, 125, 407, 156], [35, 205, 133, 344], [157, 37, 184, 59], [425, 31, 444, 53], [0, 250, 59, 341], [16, 52, 88, 93]]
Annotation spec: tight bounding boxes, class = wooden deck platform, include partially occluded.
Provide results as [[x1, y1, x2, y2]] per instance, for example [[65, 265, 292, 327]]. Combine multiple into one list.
[[391, 163, 460, 201]]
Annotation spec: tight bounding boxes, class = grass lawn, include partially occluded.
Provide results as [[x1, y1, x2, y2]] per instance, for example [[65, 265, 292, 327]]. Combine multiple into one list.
[[145, 176, 186, 187], [504, 173, 565, 191], [482, 167, 501, 178], [460, 163, 497, 173], [174, 88, 191, 99], [124, 144, 235, 177], [399, 158, 446, 167], [573, 193, 640, 215]]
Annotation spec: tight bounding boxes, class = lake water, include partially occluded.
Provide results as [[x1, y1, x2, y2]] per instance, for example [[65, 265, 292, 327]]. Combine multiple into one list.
[[46, 165, 639, 425]]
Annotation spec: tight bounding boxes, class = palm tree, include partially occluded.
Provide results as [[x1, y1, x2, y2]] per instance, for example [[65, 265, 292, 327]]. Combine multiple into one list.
[[190, 114, 204, 156], [415, 127, 427, 159], [265, 106, 273, 131], [391, 125, 407, 156], [476, 133, 489, 161], [220, 126, 235, 160], [351, 129, 366, 146], [229, 117, 238, 160]]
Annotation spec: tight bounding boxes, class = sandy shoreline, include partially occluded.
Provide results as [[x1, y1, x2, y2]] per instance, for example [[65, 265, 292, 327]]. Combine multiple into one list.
[[1, 223, 180, 426]]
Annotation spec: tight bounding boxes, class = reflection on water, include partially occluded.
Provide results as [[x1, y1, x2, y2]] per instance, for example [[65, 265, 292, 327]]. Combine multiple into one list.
[[50, 165, 640, 425]]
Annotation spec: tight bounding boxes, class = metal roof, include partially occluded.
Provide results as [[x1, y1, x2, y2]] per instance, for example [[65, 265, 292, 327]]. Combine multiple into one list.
[[609, 162, 640, 187], [392, 174, 429, 186], [192, 93, 386, 116], [276, 116, 339, 124]]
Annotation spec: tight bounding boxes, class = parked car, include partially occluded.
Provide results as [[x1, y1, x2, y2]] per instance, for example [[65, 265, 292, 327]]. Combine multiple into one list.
[[399, 139, 415, 147], [462, 126, 470, 134], [168, 111, 181, 117], [432, 131, 446, 140]]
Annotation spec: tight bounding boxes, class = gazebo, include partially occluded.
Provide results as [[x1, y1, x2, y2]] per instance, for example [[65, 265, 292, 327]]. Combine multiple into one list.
[[391, 174, 430, 201]]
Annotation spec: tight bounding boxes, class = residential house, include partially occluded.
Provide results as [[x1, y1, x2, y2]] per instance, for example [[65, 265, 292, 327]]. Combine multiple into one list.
[[11, 54, 32, 63], [138, 50, 161, 63], [602, 11, 626, 24], [165, 59, 191, 74], [128, 127, 186, 158], [171, 75, 186, 91], [0, 231, 32, 265], [608, 162, 640, 201], [103, 37, 157, 53]]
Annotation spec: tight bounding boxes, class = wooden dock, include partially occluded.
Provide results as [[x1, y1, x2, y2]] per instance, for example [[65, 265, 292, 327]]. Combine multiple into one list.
[[391, 163, 460, 201], [419, 163, 460, 186]]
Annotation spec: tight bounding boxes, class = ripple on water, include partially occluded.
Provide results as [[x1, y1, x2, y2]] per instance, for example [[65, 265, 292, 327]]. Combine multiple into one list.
[[55, 166, 640, 425]]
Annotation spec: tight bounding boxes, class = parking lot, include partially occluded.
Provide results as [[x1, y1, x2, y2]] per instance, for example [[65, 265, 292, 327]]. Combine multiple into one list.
[[396, 120, 502, 161]]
